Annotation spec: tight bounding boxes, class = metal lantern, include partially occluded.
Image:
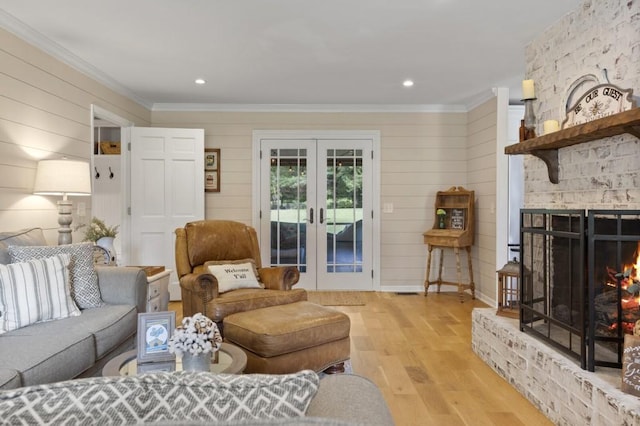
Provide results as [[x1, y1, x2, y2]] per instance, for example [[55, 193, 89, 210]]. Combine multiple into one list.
[[497, 259, 520, 318]]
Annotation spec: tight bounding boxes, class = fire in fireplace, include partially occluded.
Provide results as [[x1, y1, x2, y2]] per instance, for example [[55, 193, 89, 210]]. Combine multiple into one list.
[[588, 210, 640, 370], [601, 250, 640, 333], [520, 209, 640, 371]]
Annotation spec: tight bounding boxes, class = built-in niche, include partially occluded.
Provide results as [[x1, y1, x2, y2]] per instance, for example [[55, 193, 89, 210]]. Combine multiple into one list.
[[90, 106, 133, 265]]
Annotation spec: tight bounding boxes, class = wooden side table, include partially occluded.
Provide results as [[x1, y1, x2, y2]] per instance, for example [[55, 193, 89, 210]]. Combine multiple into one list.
[[424, 243, 474, 301], [131, 266, 171, 312], [146, 269, 171, 312], [423, 186, 475, 302]]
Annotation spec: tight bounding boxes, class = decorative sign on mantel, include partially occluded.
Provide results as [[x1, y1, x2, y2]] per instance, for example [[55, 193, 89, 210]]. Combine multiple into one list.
[[563, 83, 634, 128]]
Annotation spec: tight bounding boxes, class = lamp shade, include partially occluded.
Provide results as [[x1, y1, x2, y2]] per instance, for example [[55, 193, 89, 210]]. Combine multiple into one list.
[[33, 160, 91, 197]]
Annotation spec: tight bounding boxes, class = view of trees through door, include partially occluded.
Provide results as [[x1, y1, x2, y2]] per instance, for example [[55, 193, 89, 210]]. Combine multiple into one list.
[[259, 137, 374, 291], [270, 148, 364, 272]]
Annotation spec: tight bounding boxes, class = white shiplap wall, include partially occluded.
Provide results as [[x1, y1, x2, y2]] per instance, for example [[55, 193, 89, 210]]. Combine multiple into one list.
[[151, 110, 470, 292], [467, 98, 498, 303], [0, 28, 150, 243], [0, 23, 505, 297]]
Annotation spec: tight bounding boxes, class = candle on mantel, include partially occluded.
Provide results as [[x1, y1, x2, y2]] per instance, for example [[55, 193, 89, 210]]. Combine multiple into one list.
[[543, 119, 560, 134], [522, 79, 535, 99]]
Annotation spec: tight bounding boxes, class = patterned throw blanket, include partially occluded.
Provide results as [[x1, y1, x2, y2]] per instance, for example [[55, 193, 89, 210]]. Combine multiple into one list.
[[0, 370, 319, 424]]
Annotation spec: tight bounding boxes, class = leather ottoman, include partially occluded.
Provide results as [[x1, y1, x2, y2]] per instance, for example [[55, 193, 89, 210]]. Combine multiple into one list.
[[223, 301, 350, 374]]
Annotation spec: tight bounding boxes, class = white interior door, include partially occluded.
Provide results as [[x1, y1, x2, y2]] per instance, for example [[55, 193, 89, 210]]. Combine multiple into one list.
[[130, 127, 204, 300], [258, 136, 374, 291]]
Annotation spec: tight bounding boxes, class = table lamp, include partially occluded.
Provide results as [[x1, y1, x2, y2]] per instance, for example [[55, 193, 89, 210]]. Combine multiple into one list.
[[33, 159, 91, 245]]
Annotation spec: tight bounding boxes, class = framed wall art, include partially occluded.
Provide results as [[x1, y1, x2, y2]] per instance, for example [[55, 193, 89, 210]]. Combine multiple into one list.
[[137, 311, 176, 363], [204, 148, 220, 192]]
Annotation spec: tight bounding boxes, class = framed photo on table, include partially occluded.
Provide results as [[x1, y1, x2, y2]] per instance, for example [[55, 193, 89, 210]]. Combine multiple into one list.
[[204, 148, 220, 192], [137, 311, 176, 363]]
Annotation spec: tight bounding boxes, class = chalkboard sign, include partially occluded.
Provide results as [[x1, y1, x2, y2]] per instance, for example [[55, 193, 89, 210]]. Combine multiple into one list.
[[450, 209, 465, 230], [622, 334, 640, 396]]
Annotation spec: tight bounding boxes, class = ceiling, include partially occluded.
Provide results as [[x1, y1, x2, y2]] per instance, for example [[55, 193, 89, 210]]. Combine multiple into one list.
[[0, 0, 581, 111]]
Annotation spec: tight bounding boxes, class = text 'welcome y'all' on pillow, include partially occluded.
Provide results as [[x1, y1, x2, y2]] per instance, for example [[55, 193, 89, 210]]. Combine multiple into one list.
[[207, 262, 262, 293]]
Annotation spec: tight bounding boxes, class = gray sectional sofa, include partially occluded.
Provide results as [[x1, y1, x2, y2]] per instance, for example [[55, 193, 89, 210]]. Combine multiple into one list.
[[0, 228, 395, 425], [0, 228, 148, 390]]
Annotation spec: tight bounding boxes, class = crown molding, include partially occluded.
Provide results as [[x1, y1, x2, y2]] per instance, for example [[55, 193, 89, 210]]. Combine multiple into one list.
[[466, 88, 501, 110], [0, 9, 152, 110], [151, 103, 469, 113]]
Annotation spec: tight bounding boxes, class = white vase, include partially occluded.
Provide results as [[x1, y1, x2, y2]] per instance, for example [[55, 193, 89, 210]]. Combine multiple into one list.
[[181, 352, 212, 372], [96, 237, 117, 265]]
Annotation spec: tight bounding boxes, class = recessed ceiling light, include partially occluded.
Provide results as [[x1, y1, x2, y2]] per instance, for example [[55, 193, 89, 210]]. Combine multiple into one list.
[[195, 78, 206, 85], [403, 80, 414, 87]]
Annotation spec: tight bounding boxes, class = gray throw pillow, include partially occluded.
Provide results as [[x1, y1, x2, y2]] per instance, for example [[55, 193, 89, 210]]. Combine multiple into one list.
[[9, 242, 104, 309]]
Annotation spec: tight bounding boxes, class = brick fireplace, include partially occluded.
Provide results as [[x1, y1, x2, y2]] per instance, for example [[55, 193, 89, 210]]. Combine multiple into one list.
[[519, 209, 640, 372], [472, 309, 640, 424], [473, 1, 640, 424], [473, 209, 640, 424]]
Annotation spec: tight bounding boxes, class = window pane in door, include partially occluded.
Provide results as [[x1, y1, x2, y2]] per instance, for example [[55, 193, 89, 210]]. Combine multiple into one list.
[[269, 149, 307, 272], [325, 149, 363, 273]]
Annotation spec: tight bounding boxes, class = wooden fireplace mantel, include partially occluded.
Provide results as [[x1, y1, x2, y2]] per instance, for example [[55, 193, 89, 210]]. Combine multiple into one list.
[[504, 108, 640, 184]]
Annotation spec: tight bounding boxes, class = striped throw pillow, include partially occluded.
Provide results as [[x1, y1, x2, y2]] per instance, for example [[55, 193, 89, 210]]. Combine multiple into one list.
[[0, 253, 80, 334], [9, 242, 103, 309]]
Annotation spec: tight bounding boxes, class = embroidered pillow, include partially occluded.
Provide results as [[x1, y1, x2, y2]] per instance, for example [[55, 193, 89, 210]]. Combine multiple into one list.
[[0, 253, 80, 334], [204, 258, 262, 283], [9, 242, 104, 309], [208, 262, 262, 293]]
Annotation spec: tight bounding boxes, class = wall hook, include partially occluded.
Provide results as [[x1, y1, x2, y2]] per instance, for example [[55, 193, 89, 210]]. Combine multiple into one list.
[[109, 167, 114, 179], [94, 167, 100, 179]]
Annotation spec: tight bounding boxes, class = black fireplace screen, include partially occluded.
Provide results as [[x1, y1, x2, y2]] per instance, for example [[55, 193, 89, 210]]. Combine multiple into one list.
[[588, 210, 640, 371], [520, 209, 640, 371], [520, 209, 586, 368]]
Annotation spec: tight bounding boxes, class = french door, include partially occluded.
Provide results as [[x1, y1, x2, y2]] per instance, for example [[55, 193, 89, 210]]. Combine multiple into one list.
[[257, 135, 376, 291]]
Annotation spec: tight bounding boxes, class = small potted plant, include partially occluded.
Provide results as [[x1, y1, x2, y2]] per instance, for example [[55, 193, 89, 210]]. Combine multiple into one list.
[[168, 313, 223, 372], [82, 217, 119, 242], [436, 209, 447, 229], [82, 217, 119, 263]]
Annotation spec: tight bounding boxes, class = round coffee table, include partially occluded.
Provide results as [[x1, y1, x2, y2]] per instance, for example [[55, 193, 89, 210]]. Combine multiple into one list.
[[103, 343, 247, 376]]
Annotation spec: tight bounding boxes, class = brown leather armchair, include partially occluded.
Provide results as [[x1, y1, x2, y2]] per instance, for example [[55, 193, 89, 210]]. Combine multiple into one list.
[[175, 220, 307, 328]]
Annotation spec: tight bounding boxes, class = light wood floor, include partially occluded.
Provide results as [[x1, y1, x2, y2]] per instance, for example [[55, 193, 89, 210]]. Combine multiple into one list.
[[169, 292, 551, 426]]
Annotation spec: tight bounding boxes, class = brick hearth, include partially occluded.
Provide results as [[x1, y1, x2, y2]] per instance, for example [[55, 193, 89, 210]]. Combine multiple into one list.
[[472, 308, 640, 425]]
